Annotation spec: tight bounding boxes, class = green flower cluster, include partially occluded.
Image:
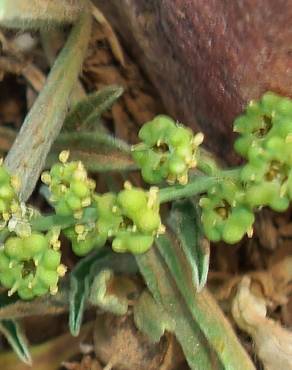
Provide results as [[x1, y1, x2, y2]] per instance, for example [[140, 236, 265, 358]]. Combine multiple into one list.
[[64, 182, 164, 256], [200, 181, 254, 244], [112, 183, 164, 254], [42, 151, 96, 219], [234, 92, 292, 212], [132, 115, 204, 185], [63, 192, 119, 256], [0, 230, 66, 300], [200, 92, 292, 244], [0, 162, 20, 227]]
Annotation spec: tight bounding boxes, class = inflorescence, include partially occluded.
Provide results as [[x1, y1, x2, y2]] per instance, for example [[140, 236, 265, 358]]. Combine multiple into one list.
[[0, 92, 292, 299]]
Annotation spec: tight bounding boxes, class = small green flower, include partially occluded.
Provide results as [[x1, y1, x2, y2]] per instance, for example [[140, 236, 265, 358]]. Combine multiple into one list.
[[200, 181, 254, 244], [42, 151, 95, 219], [112, 183, 164, 254], [0, 163, 20, 226], [0, 231, 66, 300], [132, 115, 203, 185]]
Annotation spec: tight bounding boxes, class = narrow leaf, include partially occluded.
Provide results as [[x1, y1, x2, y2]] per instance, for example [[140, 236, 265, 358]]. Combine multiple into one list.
[[155, 233, 256, 370], [168, 199, 210, 291], [63, 85, 124, 131], [69, 249, 108, 337], [0, 319, 31, 365], [136, 249, 220, 369], [47, 150, 137, 173], [5, 11, 92, 202]]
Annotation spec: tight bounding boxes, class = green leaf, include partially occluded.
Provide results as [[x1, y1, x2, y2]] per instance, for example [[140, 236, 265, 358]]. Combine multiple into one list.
[[69, 249, 137, 336], [63, 86, 124, 131], [154, 233, 255, 370], [168, 199, 209, 291], [69, 249, 108, 337], [48, 129, 137, 173], [136, 249, 220, 369], [133, 290, 174, 343], [0, 319, 31, 365]]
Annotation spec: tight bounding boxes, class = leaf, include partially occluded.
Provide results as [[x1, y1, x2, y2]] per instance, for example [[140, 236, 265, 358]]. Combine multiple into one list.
[[52, 150, 137, 173], [48, 129, 137, 173], [89, 269, 138, 315], [133, 290, 174, 343], [136, 249, 220, 369], [0, 319, 31, 365], [69, 249, 108, 337], [63, 85, 124, 131], [69, 249, 137, 336], [4, 12, 92, 202], [168, 199, 209, 291], [154, 233, 256, 370]]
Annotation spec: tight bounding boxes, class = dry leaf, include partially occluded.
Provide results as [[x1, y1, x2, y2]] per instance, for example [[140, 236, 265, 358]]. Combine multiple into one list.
[[232, 276, 292, 370]]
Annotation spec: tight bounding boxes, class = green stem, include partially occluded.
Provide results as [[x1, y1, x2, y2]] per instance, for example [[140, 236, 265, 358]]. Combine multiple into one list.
[[31, 207, 98, 232], [159, 168, 242, 204], [159, 176, 217, 203], [5, 11, 92, 202], [31, 168, 243, 231]]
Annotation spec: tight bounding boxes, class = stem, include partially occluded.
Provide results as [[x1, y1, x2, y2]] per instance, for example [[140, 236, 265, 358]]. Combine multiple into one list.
[[159, 168, 242, 204], [5, 11, 92, 202], [31, 207, 98, 232], [159, 176, 217, 203]]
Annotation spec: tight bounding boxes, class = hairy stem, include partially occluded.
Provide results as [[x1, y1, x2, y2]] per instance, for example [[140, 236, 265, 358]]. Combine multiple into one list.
[[159, 176, 217, 203], [5, 11, 92, 202]]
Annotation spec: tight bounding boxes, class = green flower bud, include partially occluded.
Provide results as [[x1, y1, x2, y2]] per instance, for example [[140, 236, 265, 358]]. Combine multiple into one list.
[[135, 209, 161, 234], [117, 188, 147, 214], [70, 180, 90, 198], [23, 233, 48, 256], [42, 249, 61, 270], [5, 237, 24, 260], [37, 267, 58, 288], [112, 232, 153, 254]]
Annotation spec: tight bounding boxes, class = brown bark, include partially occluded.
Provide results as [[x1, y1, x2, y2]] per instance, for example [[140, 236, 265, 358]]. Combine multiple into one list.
[[94, 0, 292, 163]]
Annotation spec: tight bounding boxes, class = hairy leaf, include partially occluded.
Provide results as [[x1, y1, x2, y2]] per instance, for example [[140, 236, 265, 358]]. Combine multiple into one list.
[[5, 11, 92, 202], [136, 249, 220, 369], [63, 85, 124, 131], [154, 233, 255, 369], [0, 319, 31, 365], [168, 199, 209, 291]]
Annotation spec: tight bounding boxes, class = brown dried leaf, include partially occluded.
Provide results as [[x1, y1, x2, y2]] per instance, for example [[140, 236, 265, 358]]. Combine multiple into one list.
[[232, 276, 292, 370]]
